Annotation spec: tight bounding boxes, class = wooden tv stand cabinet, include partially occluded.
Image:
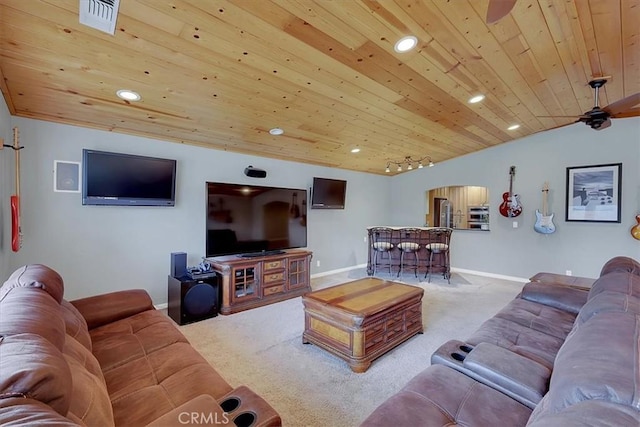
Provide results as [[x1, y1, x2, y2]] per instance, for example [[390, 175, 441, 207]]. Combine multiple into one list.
[[207, 250, 312, 315]]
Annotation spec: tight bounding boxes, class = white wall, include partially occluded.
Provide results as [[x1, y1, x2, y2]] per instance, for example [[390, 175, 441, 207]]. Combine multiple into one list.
[[0, 99, 12, 276], [390, 118, 640, 278], [1, 107, 638, 303], [3, 117, 391, 303]]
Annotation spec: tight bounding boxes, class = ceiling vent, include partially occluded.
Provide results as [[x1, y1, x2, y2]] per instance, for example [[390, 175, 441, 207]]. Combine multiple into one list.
[[79, 0, 120, 35]]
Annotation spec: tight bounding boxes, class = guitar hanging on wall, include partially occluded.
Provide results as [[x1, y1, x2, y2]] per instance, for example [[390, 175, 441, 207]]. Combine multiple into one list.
[[499, 166, 522, 218], [11, 127, 23, 252], [631, 215, 640, 241], [534, 182, 556, 234]]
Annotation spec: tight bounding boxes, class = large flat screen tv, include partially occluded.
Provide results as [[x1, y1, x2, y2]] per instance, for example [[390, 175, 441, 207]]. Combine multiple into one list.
[[82, 149, 177, 206], [206, 182, 307, 257], [311, 177, 347, 209]]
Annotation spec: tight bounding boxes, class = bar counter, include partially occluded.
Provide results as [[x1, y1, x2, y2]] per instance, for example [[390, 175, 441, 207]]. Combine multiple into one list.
[[366, 226, 450, 278]]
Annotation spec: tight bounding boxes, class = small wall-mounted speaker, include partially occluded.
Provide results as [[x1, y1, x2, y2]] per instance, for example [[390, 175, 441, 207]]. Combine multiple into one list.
[[244, 166, 267, 178], [168, 275, 219, 325], [54, 161, 81, 192]]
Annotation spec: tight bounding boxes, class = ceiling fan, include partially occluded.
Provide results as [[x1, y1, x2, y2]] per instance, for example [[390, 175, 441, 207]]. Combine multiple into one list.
[[539, 78, 640, 131]]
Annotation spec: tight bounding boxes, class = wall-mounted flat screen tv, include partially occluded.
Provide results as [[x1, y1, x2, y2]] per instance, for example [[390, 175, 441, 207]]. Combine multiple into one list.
[[82, 149, 177, 206], [206, 182, 307, 257], [311, 177, 347, 209]]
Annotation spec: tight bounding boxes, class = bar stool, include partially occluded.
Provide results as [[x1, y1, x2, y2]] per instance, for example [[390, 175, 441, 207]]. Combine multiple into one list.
[[397, 228, 422, 279], [370, 227, 395, 276], [425, 228, 452, 283]]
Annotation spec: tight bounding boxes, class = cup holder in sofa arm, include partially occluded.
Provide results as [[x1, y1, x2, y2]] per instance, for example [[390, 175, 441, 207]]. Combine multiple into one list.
[[233, 411, 256, 427], [431, 340, 473, 367], [431, 341, 550, 409], [220, 397, 241, 413], [217, 386, 281, 427], [451, 352, 466, 362], [459, 344, 474, 353]]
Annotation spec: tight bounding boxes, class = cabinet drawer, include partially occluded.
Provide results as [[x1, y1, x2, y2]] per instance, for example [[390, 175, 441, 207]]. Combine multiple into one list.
[[263, 285, 284, 296], [264, 272, 285, 284], [264, 260, 285, 270], [364, 321, 385, 338], [365, 333, 384, 351], [386, 313, 405, 329]]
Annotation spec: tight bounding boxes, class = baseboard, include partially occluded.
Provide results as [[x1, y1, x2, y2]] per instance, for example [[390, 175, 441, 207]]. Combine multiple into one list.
[[311, 263, 367, 279], [311, 264, 528, 283], [450, 267, 529, 283], [155, 302, 168, 310]]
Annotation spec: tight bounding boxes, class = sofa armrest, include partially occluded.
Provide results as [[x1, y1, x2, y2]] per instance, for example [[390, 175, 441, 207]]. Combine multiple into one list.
[[431, 340, 550, 409], [70, 289, 154, 330], [520, 281, 588, 314], [147, 388, 282, 427], [462, 342, 550, 408]]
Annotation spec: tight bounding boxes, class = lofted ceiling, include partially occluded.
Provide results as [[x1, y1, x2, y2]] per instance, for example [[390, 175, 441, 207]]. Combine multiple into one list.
[[1, 0, 639, 175]]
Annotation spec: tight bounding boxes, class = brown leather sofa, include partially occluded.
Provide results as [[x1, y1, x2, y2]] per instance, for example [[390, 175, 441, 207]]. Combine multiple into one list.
[[0, 264, 281, 426], [361, 256, 640, 426]]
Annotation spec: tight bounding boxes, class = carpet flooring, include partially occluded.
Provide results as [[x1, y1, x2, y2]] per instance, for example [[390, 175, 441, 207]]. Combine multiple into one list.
[[178, 268, 524, 427]]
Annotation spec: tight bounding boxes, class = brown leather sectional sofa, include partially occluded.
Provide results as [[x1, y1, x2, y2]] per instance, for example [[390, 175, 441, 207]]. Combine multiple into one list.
[[0, 264, 281, 426], [361, 256, 640, 426]]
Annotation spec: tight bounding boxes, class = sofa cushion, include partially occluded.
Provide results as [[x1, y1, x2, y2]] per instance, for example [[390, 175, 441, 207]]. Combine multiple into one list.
[[0, 398, 79, 426], [0, 287, 66, 350], [599, 256, 640, 276], [1, 264, 65, 304], [89, 310, 233, 426], [529, 312, 640, 421], [60, 300, 92, 351], [466, 317, 565, 369], [520, 281, 588, 314], [495, 298, 577, 340], [527, 400, 640, 427], [64, 349, 115, 426], [588, 272, 640, 300], [575, 291, 640, 327], [90, 310, 191, 371], [360, 364, 532, 426], [63, 336, 106, 386], [0, 334, 72, 417]]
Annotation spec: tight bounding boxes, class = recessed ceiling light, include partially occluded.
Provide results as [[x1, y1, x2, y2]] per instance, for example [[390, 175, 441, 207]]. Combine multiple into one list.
[[468, 94, 485, 104], [394, 36, 418, 53], [269, 128, 284, 135], [508, 124, 520, 130], [351, 148, 360, 153], [116, 89, 141, 101]]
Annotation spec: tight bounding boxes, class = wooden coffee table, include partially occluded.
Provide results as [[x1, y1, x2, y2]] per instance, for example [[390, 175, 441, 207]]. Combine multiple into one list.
[[302, 278, 424, 372]]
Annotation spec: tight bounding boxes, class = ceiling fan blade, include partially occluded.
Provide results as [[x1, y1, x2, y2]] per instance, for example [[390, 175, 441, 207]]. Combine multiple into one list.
[[603, 93, 640, 116], [486, 0, 517, 24], [610, 107, 640, 119], [536, 115, 581, 118]]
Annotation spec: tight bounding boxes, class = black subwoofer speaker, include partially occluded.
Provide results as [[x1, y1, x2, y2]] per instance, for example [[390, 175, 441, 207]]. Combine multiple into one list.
[[168, 275, 219, 325]]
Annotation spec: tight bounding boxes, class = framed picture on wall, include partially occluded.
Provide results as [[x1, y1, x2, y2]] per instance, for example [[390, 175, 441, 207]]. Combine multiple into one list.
[[54, 160, 81, 193], [565, 163, 621, 223]]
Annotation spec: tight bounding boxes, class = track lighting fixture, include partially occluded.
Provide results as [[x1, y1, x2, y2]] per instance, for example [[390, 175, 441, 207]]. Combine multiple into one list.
[[385, 156, 434, 173]]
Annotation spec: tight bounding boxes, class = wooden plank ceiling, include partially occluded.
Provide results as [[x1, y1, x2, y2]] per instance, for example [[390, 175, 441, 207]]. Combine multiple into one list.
[[1, 0, 638, 175]]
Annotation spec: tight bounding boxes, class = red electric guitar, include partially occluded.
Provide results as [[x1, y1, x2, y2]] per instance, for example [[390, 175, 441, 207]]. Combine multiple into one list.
[[11, 127, 23, 252], [499, 166, 522, 218]]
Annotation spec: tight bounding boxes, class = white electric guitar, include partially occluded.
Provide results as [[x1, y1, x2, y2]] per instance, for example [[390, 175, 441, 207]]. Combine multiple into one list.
[[534, 182, 556, 234]]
